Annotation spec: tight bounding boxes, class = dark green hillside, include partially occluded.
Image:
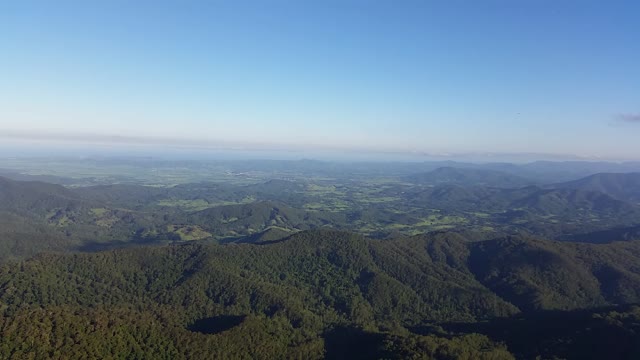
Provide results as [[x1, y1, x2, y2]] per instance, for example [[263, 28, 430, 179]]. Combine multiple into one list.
[[0, 177, 94, 261], [0, 176, 88, 215], [0, 212, 78, 262], [0, 230, 518, 359], [0, 177, 178, 260], [2, 230, 640, 358], [553, 173, 640, 203], [515, 161, 640, 183], [405, 184, 500, 213], [511, 188, 635, 215], [433, 304, 640, 360], [561, 224, 640, 243], [469, 236, 640, 310], [406, 185, 636, 217]]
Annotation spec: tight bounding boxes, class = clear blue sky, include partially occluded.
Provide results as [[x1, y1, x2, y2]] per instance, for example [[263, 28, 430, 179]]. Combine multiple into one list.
[[1, 0, 639, 159]]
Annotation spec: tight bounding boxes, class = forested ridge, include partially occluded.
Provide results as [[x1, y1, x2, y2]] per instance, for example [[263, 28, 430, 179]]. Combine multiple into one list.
[[1, 229, 640, 359]]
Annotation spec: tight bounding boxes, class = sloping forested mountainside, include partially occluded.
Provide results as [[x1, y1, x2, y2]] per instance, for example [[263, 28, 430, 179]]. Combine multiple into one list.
[[2, 230, 640, 359], [0, 177, 90, 216], [560, 224, 640, 243], [0, 178, 91, 262], [552, 172, 640, 203], [405, 184, 636, 216], [433, 304, 640, 360], [468, 236, 640, 310], [403, 184, 640, 238]]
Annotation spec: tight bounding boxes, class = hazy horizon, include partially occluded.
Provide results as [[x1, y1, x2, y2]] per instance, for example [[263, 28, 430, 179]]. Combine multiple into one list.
[[1, 138, 638, 164], [2, 1, 639, 159]]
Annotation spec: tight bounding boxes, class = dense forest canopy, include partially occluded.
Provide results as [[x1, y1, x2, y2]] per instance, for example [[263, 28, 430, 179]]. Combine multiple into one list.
[[1, 159, 640, 359], [1, 229, 640, 359]]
